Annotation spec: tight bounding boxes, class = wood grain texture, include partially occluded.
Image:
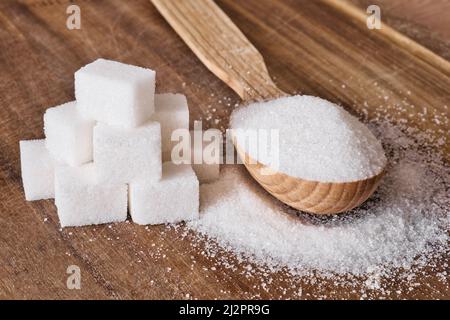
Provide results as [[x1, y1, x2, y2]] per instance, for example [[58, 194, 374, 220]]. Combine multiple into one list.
[[349, 0, 450, 60], [238, 145, 385, 214], [377, 0, 450, 39], [326, 0, 450, 76], [151, 0, 286, 101], [0, 0, 449, 299]]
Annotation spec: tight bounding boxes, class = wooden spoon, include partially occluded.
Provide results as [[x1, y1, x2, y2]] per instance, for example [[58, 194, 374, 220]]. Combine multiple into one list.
[[151, 0, 385, 214]]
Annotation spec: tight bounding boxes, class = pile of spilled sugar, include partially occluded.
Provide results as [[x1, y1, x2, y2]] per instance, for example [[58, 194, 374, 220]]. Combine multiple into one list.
[[187, 121, 449, 281], [230, 95, 387, 182]]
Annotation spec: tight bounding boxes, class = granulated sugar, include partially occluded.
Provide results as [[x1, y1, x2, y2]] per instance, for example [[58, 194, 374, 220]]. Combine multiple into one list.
[[188, 121, 449, 277], [230, 95, 387, 182]]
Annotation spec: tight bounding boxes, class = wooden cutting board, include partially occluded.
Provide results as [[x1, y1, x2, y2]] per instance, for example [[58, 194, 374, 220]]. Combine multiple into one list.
[[0, 0, 448, 299]]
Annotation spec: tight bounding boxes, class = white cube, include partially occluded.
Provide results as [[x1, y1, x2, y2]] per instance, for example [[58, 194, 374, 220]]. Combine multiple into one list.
[[129, 162, 199, 225], [20, 139, 58, 201], [44, 101, 95, 166], [75, 58, 156, 128], [55, 163, 127, 227], [93, 121, 162, 184], [152, 93, 189, 153]]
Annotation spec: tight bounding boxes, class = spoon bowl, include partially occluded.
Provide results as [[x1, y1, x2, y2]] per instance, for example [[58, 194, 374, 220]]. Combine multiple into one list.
[[235, 143, 385, 214]]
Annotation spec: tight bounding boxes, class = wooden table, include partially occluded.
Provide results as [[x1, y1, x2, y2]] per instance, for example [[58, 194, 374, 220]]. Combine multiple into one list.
[[0, 0, 449, 299], [351, 0, 450, 60]]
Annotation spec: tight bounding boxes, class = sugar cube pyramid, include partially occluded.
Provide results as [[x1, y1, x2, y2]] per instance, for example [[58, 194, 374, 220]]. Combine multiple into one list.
[[19, 58, 208, 228]]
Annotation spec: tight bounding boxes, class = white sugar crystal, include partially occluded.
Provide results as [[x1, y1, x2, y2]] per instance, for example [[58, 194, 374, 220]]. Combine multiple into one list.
[[44, 101, 95, 166], [55, 163, 127, 227], [129, 162, 199, 225], [231, 95, 387, 182], [152, 93, 189, 153], [189, 122, 449, 277], [75, 59, 155, 128], [20, 139, 58, 201], [93, 121, 161, 184], [191, 161, 448, 275]]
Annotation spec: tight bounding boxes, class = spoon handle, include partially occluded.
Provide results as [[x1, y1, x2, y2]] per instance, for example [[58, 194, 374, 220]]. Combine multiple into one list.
[[151, 0, 285, 102]]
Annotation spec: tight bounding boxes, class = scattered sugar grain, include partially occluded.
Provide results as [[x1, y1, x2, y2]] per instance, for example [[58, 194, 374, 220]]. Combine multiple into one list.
[[188, 121, 449, 277]]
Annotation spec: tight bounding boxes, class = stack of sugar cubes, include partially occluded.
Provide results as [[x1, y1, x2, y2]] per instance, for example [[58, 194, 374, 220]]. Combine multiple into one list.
[[20, 59, 219, 227]]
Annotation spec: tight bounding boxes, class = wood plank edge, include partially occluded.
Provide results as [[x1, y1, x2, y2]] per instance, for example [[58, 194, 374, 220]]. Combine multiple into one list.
[[321, 0, 450, 77]]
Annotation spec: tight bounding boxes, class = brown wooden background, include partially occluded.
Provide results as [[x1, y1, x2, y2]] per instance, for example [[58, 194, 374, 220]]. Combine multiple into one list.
[[0, 0, 449, 299]]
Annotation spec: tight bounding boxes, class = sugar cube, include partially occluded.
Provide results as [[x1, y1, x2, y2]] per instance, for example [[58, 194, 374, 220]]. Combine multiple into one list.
[[152, 93, 189, 153], [20, 139, 58, 201], [44, 101, 95, 166], [75, 59, 155, 128], [129, 162, 199, 225], [93, 121, 161, 184], [55, 163, 127, 227]]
